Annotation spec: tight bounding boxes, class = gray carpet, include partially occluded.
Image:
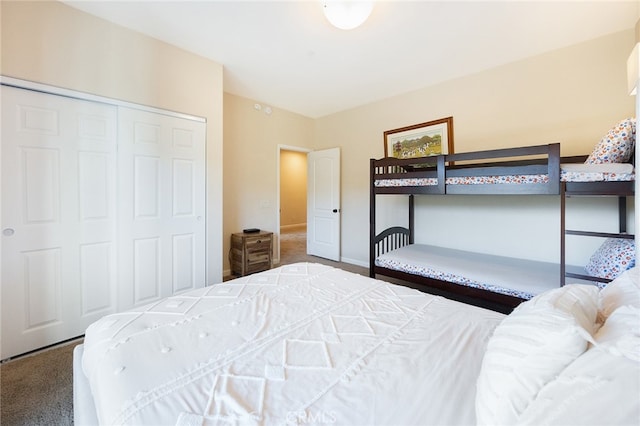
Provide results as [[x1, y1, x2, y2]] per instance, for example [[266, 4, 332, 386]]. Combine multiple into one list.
[[1, 339, 79, 425]]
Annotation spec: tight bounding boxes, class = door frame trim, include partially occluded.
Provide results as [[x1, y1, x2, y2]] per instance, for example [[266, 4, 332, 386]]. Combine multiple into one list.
[[0, 76, 205, 123], [276, 144, 311, 264]]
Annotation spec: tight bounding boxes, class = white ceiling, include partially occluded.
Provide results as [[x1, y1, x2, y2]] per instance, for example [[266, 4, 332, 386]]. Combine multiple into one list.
[[63, 1, 639, 118]]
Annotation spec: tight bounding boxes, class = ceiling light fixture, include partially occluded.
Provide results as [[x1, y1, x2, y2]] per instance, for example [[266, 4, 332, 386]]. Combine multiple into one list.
[[323, 1, 374, 30]]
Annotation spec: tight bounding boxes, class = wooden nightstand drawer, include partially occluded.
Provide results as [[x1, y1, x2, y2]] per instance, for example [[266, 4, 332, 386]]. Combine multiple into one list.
[[230, 231, 273, 276], [247, 252, 270, 263], [245, 237, 271, 252], [246, 260, 270, 274]]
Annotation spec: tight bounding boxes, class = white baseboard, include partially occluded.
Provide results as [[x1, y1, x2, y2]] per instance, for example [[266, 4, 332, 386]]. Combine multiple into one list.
[[222, 268, 232, 281], [280, 223, 307, 231], [339, 257, 368, 268]]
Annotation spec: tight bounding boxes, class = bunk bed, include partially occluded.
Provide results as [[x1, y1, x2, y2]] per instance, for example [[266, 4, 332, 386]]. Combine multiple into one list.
[[370, 136, 635, 313]]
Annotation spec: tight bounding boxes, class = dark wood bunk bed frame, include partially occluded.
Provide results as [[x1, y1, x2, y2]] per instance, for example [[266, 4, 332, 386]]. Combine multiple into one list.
[[370, 143, 634, 313]]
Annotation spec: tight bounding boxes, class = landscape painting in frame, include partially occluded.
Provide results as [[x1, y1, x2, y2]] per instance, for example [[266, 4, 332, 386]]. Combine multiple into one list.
[[384, 116, 454, 160]]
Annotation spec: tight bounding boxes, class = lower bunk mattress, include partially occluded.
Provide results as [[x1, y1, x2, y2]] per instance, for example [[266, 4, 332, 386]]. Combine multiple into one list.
[[75, 263, 505, 425], [375, 244, 580, 300]]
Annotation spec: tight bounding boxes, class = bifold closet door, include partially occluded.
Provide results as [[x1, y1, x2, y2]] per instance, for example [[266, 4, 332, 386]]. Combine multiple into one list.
[[117, 107, 206, 310], [1, 86, 118, 359]]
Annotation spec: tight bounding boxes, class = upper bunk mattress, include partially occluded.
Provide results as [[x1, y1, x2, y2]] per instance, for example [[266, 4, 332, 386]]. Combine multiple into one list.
[[375, 244, 585, 299], [375, 163, 635, 187], [81, 262, 504, 426]]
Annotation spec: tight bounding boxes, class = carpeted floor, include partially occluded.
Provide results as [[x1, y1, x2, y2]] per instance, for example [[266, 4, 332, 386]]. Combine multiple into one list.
[[279, 225, 369, 275], [1, 339, 79, 425], [279, 225, 309, 264]]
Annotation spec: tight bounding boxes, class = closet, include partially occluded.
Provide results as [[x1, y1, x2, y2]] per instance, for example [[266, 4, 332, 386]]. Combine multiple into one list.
[[1, 84, 206, 359]]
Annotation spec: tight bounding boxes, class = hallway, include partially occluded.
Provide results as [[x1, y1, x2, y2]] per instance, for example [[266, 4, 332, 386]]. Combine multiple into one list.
[[278, 225, 368, 275]]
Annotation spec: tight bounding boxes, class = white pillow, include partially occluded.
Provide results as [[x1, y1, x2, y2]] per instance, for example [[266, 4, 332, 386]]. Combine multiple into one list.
[[517, 306, 640, 425], [598, 267, 640, 322], [476, 284, 599, 426], [595, 305, 640, 361]]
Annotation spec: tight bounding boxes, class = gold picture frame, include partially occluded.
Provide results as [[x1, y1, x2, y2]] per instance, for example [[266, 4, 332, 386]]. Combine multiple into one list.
[[384, 116, 454, 159]]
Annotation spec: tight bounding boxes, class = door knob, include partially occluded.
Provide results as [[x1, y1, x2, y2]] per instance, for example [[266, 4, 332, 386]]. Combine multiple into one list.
[[3, 228, 15, 237], [332, 209, 339, 213]]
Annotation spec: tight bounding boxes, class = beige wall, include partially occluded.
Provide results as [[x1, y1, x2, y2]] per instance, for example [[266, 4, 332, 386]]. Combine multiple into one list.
[[7, 1, 633, 275], [314, 29, 636, 266], [1, 0, 225, 282], [223, 94, 315, 268], [280, 151, 307, 228]]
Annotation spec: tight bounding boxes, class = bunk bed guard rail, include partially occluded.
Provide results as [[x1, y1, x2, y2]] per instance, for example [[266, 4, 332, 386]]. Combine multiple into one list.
[[370, 143, 561, 196]]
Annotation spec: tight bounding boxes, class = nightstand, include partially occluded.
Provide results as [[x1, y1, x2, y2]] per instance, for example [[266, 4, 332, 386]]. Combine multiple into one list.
[[230, 231, 273, 276]]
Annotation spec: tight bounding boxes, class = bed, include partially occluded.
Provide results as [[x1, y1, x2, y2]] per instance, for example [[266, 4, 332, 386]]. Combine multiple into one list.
[[73, 262, 640, 425], [371, 119, 636, 311]]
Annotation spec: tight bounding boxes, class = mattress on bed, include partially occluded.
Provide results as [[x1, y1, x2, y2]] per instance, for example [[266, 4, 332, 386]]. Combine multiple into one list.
[[375, 244, 584, 299], [81, 262, 504, 426], [375, 162, 635, 187]]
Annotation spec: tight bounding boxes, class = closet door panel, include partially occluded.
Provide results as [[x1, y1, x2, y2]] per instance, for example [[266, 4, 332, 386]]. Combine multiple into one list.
[[134, 155, 161, 218], [23, 248, 61, 328], [78, 152, 111, 220], [22, 148, 60, 223], [1, 86, 117, 359], [80, 241, 113, 315], [173, 233, 196, 293], [118, 107, 205, 310], [133, 237, 161, 303], [173, 159, 196, 216]]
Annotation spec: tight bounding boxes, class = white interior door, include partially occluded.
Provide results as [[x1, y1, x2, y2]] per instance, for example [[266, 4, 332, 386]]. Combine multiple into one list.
[[1, 86, 118, 359], [117, 107, 206, 310], [307, 147, 341, 261]]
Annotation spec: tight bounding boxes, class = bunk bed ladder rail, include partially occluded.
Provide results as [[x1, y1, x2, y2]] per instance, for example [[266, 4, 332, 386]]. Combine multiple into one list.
[[560, 182, 567, 287], [561, 181, 635, 286]]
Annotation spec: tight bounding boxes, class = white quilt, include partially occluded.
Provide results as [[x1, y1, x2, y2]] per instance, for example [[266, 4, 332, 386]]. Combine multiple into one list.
[[82, 263, 504, 425]]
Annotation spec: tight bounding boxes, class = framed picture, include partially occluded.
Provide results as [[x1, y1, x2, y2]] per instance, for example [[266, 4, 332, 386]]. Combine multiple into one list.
[[384, 116, 454, 159]]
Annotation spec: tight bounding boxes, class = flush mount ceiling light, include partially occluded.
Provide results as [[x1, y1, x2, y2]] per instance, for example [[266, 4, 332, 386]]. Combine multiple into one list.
[[323, 1, 374, 30]]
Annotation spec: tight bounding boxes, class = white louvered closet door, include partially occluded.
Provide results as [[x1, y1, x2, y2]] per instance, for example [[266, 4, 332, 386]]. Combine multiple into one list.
[[1, 86, 118, 359], [117, 107, 206, 310]]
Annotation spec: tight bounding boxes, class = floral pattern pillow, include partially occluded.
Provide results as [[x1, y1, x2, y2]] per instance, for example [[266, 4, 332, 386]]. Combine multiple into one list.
[[585, 238, 636, 282], [585, 118, 636, 164]]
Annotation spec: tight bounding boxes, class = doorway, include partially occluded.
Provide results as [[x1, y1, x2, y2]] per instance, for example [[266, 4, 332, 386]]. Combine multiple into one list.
[[277, 145, 310, 264]]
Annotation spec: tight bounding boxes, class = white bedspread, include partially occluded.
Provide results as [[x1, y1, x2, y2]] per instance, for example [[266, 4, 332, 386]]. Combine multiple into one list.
[[82, 263, 504, 425]]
